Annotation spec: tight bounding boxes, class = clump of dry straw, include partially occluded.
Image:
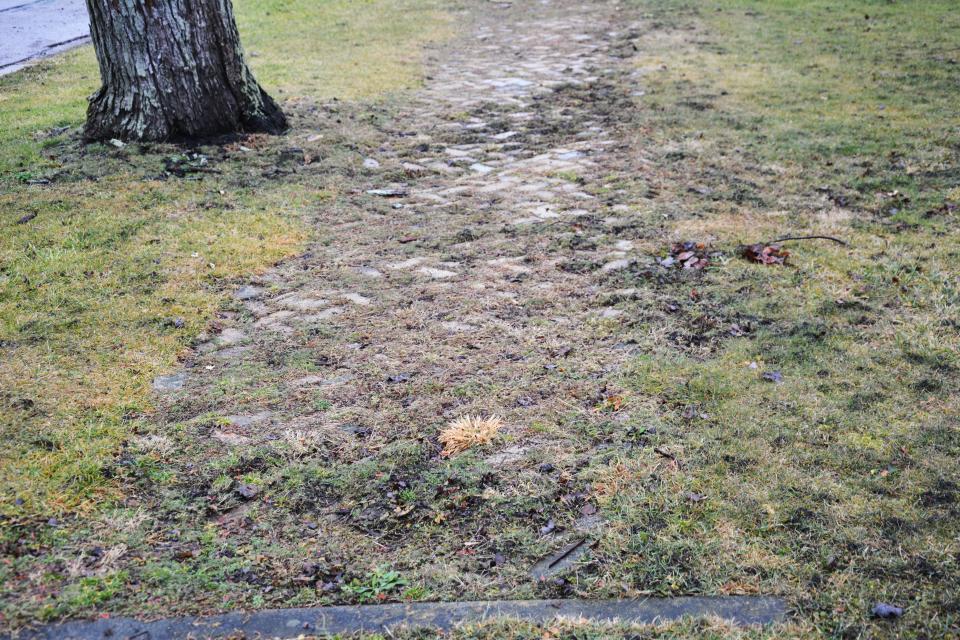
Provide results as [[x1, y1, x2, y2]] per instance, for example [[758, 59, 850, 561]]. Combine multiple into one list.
[[439, 414, 504, 456]]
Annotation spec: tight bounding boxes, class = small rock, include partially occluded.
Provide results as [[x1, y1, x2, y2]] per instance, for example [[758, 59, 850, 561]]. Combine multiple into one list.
[[762, 371, 784, 383], [871, 603, 903, 619], [236, 484, 259, 500], [362, 158, 380, 169]]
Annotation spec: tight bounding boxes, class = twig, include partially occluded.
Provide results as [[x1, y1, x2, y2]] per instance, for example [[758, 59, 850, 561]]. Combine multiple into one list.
[[767, 235, 848, 246], [653, 447, 676, 461], [654, 447, 682, 469]]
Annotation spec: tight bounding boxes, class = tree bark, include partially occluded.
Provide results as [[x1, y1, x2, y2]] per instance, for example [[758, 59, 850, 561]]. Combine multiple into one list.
[[83, 0, 287, 142]]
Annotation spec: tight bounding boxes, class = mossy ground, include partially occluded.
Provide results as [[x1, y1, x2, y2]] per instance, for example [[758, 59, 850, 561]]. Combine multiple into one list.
[[1, 0, 958, 638]]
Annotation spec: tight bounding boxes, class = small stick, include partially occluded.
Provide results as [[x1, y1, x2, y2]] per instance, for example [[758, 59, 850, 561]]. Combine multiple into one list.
[[654, 447, 676, 461], [767, 235, 848, 246]]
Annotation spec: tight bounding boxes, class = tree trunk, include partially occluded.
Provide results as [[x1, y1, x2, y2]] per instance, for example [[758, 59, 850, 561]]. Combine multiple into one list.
[[83, 0, 287, 142]]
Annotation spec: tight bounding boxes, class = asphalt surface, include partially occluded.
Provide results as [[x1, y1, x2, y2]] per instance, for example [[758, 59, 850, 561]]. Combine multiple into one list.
[[0, 0, 89, 75]]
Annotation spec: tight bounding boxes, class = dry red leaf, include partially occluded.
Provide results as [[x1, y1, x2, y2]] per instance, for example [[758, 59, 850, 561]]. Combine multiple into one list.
[[660, 241, 711, 270], [741, 243, 790, 265]]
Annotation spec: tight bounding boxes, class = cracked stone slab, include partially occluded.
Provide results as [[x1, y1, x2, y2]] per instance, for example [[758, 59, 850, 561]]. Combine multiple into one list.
[[223, 411, 273, 428], [388, 257, 425, 270], [530, 538, 595, 581], [278, 296, 329, 312], [341, 293, 372, 306], [197, 328, 247, 353], [354, 266, 383, 279], [210, 431, 253, 447], [211, 345, 253, 361], [601, 258, 632, 272], [289, 373, 354, 388], [440, 321, 478, 333], [21, 597, 787, 639], [152, 372, 187, 392], [418, 266, 458, 279], [234, 285, 264, 301], [301, 307, 344, 322]]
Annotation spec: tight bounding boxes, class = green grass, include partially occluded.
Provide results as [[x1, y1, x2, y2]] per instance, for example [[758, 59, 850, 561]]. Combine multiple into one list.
[[1, 0, 959, 636], [0, 0, 452, 517], [593, 0, 960, 636]]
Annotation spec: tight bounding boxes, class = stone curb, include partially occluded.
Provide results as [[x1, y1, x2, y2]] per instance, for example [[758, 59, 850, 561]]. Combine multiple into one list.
[[15, 597, 786, 639]]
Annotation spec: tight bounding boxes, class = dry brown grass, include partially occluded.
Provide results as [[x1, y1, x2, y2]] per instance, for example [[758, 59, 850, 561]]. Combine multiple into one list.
[[438, 415, 504, 457]]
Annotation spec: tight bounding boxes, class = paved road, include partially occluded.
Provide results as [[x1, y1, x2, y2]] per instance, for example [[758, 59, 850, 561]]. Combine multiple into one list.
[[0, 0, 89, 76]]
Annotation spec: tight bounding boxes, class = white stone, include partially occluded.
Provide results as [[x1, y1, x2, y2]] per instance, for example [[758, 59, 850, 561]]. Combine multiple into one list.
[[418, 267, 457, 279], [342, 293, 372, 306]]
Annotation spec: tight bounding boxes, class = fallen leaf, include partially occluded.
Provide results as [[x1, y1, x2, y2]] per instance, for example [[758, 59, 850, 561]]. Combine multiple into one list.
[[741, 243, 790, 265], [661, 241, 711, 269]]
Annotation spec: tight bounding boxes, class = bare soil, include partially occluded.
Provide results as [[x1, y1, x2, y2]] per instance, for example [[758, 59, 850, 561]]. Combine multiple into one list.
[[133, 0, 666, 613]]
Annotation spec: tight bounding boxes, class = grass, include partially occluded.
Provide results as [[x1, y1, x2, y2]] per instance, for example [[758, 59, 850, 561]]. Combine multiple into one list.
[[0, 0, 453, 517], [593, 0, 960, 636], [1, 0, 959, 636]]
